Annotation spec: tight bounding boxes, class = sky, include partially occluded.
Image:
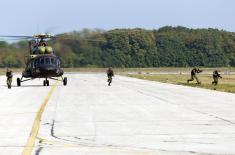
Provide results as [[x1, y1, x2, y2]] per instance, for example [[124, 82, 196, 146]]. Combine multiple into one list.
[[0, 0, 234, 36]]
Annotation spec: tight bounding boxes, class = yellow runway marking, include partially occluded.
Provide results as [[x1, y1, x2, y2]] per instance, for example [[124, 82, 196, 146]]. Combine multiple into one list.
[[21, 82, 58, 155]]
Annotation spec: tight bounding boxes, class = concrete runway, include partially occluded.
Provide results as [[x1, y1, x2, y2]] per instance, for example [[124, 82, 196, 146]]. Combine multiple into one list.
[[0, 73, 235, 155]]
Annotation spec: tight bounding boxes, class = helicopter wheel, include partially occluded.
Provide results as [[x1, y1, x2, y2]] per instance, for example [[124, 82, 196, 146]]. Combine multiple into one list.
[[17, 78, 21, 87], [46, 80, 49, 86], [63, 77, 67, 86], [43, 80, 49, 86]]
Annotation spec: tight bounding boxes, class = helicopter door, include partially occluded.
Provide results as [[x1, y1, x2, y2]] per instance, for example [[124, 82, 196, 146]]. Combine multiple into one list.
[[31, 61, 35, 69], [56, 59, 61, 67], [35, 59, 39, 68], [26, 63, 31, 71], [31, 59, 38, 73]]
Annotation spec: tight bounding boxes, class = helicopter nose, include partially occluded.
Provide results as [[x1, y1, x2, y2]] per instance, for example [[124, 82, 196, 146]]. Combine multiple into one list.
[[45, 66, 56, 71], [39, 66, 57, 73]]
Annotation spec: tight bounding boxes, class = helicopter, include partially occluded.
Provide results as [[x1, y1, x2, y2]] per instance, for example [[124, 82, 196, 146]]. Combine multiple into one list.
[[0, 33, 67, 86]]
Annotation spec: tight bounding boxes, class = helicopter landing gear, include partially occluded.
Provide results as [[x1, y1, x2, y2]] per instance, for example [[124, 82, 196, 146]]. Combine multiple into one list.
[[16, 77, 31, 86], [17, 78, 21, 86], [48, 76, 67, 86], [43, 79, 49, 86], [63, 77, 67, 86]]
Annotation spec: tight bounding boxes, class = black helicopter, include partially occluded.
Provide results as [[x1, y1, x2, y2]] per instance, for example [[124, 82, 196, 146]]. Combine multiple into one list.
[[1, 33, 67, 86]]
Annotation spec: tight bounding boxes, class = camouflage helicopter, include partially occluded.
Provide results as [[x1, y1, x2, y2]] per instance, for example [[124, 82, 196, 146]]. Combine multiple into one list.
[[0, 33, 67, 86]]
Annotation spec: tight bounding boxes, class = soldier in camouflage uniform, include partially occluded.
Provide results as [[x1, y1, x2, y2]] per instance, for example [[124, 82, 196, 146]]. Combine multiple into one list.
[[187, 67, 202, 84], [6, 68, 13, 89], [106, 67, 114, 86], [212, 70, 222, 85]]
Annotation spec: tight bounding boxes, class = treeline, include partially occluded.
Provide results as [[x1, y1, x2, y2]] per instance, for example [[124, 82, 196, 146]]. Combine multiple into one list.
[[1, 26, 235, 68]]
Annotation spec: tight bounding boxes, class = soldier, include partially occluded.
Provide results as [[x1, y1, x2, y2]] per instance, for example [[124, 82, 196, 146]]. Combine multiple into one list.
[[106, 67, 114, 86], [6, 68, 13, 89], [212, 70, 222, 85], [187, 67, 202, 84]]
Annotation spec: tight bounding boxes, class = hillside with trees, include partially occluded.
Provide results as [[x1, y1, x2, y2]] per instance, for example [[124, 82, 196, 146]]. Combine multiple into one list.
[[0, 26, 235, 68]]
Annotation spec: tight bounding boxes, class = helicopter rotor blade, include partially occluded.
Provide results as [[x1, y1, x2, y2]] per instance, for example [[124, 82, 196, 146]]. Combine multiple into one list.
[[0, 38, 29, 41], [0, 33, 106, 42], [0, 35, 32, 38]]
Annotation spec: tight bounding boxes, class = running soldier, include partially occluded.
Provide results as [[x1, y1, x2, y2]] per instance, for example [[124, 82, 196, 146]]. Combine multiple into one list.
[[106, 67, 114, 86], [187, 67, 203, 84], [212, 70, 222, 85]]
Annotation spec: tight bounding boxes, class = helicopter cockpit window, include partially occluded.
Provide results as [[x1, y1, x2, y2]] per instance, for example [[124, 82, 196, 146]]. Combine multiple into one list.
[[51, 58, 56, 65], [40, 58, 44, 65], [45, 57, 50, 65]]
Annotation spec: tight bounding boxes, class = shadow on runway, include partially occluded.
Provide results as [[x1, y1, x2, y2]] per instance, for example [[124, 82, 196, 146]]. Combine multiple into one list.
[[15, 85, 48, 88], [0, 84, 50, 88]]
